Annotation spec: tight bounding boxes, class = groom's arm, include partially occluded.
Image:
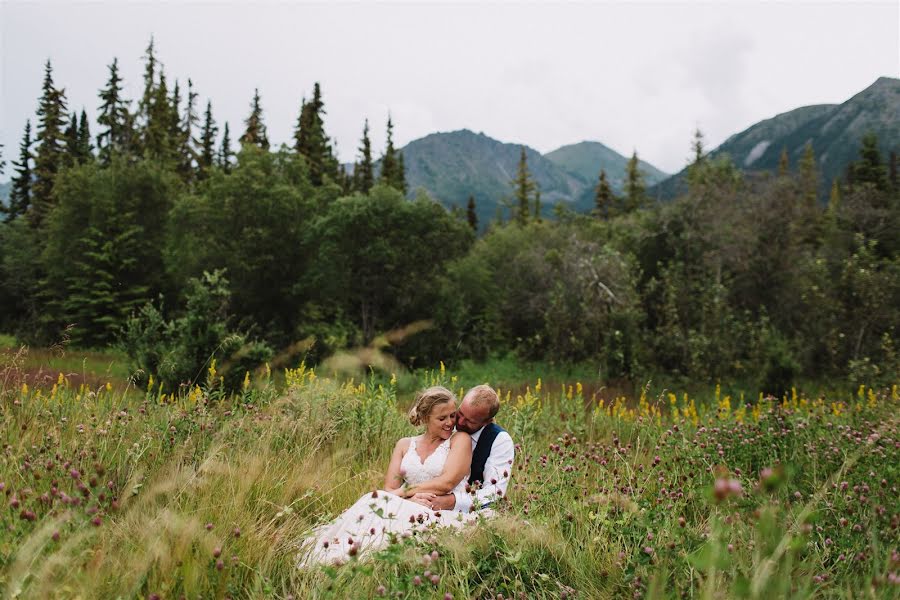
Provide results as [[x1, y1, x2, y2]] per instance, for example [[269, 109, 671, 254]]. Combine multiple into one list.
[[453, 432, 515, 513]]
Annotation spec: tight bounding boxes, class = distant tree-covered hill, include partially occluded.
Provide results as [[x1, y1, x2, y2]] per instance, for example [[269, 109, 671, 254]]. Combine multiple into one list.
[[545, 141, 669, 211], [399, 130, 668, 224], [651, 77, 900, 200], [545, 141, 668, 191]]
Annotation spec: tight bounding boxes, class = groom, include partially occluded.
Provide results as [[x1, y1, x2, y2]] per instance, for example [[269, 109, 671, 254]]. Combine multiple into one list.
[[426, 384, 515, 512]]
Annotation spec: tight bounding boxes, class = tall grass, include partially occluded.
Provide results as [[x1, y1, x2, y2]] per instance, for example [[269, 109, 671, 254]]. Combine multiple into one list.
[[1, 358, 897, 598]]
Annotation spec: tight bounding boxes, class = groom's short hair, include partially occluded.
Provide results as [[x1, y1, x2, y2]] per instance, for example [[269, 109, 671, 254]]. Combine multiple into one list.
[[466, 384, 500, 419]]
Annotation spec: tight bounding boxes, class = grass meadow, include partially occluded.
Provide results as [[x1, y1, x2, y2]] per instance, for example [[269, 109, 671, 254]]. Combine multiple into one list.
[[0, 347, 897, 599]]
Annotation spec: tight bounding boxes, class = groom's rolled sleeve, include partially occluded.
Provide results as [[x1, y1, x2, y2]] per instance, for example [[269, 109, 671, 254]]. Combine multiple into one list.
[[453, 432, 515, 513]]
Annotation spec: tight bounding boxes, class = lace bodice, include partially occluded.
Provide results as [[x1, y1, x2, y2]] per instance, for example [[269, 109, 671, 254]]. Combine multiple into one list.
[[399, 434, 468, 494]]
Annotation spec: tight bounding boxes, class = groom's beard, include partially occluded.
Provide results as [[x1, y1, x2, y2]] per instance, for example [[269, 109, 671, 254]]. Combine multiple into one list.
[[454, 420, 480, 434]]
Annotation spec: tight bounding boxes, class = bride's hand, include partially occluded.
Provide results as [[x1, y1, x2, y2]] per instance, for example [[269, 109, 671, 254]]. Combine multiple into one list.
[[409, 492, 436, 508]]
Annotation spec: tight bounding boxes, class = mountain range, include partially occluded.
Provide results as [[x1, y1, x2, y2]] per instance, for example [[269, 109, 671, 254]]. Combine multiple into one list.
[[399, 130, 668, 224], [651, 77, 900, 199]]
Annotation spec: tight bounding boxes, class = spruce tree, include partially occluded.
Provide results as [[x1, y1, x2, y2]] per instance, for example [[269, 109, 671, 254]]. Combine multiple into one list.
[[135, 37, 158, 158], [466, 195, 478, 231], [828, 178, 841, 214], [6, 121, 33, 222], [513, 146, 535, 224], [594, 169, 613, 219], [380, 116, 404, 191], [77, 110, 92, 160], [623, 151, 646, 212], [198, 100, 218, 178], [96, 57, 133, 164], [778, 147, 790, 175], [798, 142, 818, 207], [64, 112, 80, 166], [533, 188, 542, 223], [851, 132, 889, 191], [218, 122, 233, 173], [294, 83, 338, 185], [691, 127, 706, 165], [354, 119, 375, 193], [178, 79, 200, 180], [141, 66, 177, 162], [240, 88, 269, 150], [31, 59, 69, 228]]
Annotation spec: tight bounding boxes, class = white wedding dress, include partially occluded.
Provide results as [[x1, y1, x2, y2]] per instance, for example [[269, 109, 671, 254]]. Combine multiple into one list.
[[297, 433, 473, 567]]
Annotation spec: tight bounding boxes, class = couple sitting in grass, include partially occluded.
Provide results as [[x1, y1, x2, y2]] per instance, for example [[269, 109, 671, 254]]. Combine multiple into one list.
[[298, 384, 515, 566]]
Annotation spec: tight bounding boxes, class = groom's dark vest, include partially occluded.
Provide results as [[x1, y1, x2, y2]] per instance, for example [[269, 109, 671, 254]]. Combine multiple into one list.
[[470, 423, 505, 485]]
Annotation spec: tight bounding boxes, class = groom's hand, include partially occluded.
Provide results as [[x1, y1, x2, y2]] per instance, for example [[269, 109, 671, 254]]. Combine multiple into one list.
[[430, 493, 456, 510], [410, 492, 436, 508]]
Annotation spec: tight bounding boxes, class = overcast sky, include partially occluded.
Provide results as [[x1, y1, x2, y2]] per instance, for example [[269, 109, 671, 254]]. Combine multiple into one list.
[[2, 0, 898, 178]]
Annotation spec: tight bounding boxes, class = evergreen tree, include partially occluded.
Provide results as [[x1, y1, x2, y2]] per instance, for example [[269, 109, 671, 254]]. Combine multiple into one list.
[[177, 78, 200, 181], [354, 119, 375, 193], [137, 37, 157, 126], [828, 178, 841, 213], [77, 110, 92, 160], [293, 83, 338, 186], [64, 110, 92, 165], [198, 100, 218, 178], [6, 121, 33, 222], [798, 142, 818, 207], [96, 57, 133, 164], [533, 188, 542, 223], [31, 59, 69, 228], [691, 127, 706, 165], [594, 169, 613, 219], [623, 151, 646, 212], [380, 115, 405, 192], [63, 112, 79, 166], [466, 195, 478, 231], [851, 132, 889, 191], [513, 146, 535, 224], [778, 147, 790, 175], [218, 122, 233, 173], [240, 88, 269, 150], [140, 65, 178, 163]]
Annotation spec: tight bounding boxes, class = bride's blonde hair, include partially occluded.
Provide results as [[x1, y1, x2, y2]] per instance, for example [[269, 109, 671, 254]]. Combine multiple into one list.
[[408, 386, 456, 426]]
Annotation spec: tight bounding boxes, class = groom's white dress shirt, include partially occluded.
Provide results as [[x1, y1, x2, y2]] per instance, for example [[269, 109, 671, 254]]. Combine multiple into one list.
[[452, 426, 515, 513]]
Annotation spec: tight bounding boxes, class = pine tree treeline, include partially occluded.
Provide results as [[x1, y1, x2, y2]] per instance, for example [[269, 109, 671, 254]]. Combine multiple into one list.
[[1, 42, 898, 393]]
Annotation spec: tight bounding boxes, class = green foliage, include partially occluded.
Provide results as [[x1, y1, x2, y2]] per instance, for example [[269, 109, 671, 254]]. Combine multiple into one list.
[[5, 120, 33, 223], [239, 88, 269, 151], [30, 60, 68, 228], [121, 269, 273, 389], [379, 116, 406, 193], [96, 57, 134, 164], [41, 158, 178, 346], [165, 145, 316, 344], [353, 119, 375, 193], [308, 185, 474, 352], [293, 83, 339, 186], [513, 146, 536, 224]]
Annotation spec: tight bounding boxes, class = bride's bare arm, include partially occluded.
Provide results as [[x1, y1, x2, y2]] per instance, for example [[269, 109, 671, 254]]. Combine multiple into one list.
[[383, 437, 411, 493], [404, 432, 472, 496]]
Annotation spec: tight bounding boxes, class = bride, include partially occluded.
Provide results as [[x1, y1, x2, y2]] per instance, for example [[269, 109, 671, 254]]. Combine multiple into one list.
[[298, 386, 474, 566]]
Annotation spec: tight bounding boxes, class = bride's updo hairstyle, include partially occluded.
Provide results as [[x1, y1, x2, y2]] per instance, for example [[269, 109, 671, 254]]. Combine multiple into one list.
[[408, 386, 456, 426]]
